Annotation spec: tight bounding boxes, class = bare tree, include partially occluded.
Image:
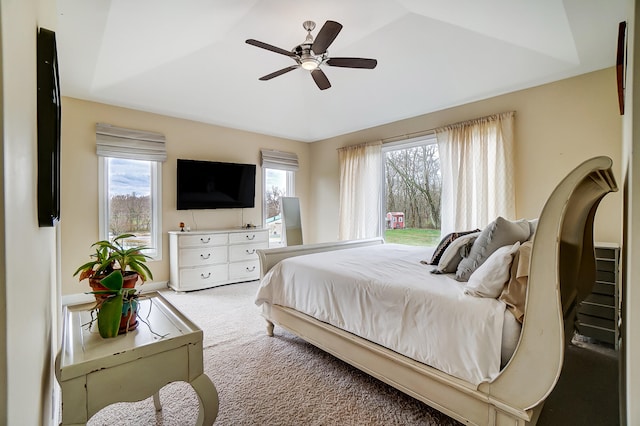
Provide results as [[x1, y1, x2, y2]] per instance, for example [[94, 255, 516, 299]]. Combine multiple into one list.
[[385, 144, 441, 229], [109, 193, 151, 235], [265, 186, 283, 219]]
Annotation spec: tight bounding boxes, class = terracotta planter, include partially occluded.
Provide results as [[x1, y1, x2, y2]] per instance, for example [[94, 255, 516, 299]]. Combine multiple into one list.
[[89, 272, 139, 300], [119, 298, 139, 334]]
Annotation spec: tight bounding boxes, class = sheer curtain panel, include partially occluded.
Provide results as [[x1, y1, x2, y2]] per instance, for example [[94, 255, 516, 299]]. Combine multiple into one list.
[[338, 142, 382, 240], [436, 111, 515, 236]]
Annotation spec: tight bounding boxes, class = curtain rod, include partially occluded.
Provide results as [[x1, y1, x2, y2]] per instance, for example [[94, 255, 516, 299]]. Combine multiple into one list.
[[337, 129, 435, 152], [380, 111, 515, 144], [379, 128, 436, 145], [338, 110, 515, 150]]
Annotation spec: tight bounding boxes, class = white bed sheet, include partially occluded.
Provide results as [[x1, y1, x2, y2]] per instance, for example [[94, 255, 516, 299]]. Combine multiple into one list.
[[255, 244, 510, 385]]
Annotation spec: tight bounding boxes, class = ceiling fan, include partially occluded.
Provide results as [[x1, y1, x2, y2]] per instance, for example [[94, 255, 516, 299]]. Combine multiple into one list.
[[246, 20, 378, 90]]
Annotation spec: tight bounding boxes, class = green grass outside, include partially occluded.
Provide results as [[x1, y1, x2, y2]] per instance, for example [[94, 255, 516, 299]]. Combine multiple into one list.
[[384, 228, 441, 246]]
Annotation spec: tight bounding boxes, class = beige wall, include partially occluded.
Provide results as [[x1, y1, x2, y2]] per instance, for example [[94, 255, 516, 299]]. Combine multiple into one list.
[[1, 0, 59, 424], [60, 98, 310, 295], [623, 0, 639, 422], [308, 68, 623, 245]]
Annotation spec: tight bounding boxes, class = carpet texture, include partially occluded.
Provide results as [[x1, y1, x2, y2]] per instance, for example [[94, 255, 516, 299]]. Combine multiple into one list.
[[86, 281, 462, 425]]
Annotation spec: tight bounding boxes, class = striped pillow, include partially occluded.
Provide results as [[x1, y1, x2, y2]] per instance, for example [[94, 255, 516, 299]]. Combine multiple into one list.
[[425, 229, 480, 265]]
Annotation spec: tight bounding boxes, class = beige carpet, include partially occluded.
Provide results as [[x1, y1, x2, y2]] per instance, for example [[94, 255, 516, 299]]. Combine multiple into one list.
[[86, 281, 462, 425]]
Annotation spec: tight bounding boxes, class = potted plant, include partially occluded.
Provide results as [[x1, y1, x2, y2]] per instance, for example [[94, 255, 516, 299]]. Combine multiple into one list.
[[93, 270, 139, 338], [74, 233, 153, 293], [74, 233, 154, 337]]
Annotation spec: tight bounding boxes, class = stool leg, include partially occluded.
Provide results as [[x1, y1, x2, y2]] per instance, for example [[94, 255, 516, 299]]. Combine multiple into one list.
[[153, 392, 162, 411], [191, 374, 219, 426]]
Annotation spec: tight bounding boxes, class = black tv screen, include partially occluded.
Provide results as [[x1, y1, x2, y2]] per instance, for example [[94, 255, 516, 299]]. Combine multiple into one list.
[[37, 27, 61, 227], [177, 159, 256, 210]]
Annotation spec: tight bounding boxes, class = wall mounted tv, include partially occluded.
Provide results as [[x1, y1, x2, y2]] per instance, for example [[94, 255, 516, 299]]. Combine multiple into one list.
[[177, 159, 256, 210]]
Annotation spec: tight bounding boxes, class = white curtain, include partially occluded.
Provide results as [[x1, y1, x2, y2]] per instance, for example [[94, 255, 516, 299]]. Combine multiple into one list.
[[436, 111, 515, 236], [338, 142, 382, 240]]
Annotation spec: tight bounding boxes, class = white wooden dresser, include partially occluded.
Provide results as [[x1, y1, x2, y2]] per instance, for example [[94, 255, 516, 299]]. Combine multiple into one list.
[[169, 228, 269, 292]]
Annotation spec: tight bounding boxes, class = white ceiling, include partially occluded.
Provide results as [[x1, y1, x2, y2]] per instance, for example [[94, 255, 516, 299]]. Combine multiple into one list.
[[56, 0, 627, 143]]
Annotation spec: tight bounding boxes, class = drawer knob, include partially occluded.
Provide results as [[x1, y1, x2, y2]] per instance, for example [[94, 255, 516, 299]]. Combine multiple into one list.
[[246, 266, 256, 272], [246, 234, 256, 240], [200, 253, 211, 260], [246, 249, 256, 255], [201, 237, 211, 243], [200, 272, 211, 279]]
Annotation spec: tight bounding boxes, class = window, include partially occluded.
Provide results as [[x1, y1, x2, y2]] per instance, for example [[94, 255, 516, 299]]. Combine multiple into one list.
[[96, 123, 166, 260], [99, 157, 162, 259], [382, 136, 441, 246], [261, 149, 298, 247]]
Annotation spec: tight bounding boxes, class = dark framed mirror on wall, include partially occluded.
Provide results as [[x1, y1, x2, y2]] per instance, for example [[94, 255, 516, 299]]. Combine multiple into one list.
[[36, 27, 61, 227]]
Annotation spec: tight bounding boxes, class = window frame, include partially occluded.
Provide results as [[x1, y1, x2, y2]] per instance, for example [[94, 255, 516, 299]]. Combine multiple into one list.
[[98, 156, 163, 260]]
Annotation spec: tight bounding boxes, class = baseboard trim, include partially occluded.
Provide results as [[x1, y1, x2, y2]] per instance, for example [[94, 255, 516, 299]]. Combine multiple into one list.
[[62, 280, 169, 306]]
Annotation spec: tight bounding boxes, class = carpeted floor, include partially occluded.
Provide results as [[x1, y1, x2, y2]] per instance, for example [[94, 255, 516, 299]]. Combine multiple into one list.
[[86, 281, 462, 425], [85, 280, 620, 425]]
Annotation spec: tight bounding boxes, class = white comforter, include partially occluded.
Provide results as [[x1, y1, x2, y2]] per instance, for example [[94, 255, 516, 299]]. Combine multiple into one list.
[[255, 244, 507, 385]]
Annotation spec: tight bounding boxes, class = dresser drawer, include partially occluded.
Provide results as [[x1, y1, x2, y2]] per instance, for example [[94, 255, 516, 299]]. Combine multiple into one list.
[[229, 231, 268, 245], [178, 233, 228, 248], [179, 246, 227, 267], [180, 264, 228, 286], [229, 260, 260, 281], [229, 242, 267, 262]]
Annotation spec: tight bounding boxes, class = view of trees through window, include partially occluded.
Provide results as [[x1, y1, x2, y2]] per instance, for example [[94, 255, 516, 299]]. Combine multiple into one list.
[[109, 193, 151, 236], [264, 168, 289, 246], [384, 143, 442, 246], [107, 158, 153, 250]]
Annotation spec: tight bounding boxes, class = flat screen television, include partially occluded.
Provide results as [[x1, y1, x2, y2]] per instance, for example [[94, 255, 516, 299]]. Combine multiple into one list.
[[37, 27, 61, 227], [177, 159, 256, 210]]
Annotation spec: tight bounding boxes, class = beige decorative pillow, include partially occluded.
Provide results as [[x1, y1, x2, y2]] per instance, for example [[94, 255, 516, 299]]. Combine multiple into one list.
[[499, 241, 533, 323]]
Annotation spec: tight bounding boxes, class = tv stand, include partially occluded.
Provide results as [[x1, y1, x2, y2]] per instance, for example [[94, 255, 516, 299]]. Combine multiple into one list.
[[168, 228, 268, 292]]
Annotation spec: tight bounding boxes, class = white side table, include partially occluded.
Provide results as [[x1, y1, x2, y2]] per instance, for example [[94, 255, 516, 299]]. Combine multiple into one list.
[[56, 292, 218, 425]]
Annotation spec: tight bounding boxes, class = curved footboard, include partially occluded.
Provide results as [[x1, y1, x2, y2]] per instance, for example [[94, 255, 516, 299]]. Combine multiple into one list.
[[483, 156, 618, 417]]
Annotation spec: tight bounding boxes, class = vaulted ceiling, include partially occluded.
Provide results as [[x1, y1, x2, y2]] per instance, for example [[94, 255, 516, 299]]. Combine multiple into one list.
[[57, 0, 627, 142]]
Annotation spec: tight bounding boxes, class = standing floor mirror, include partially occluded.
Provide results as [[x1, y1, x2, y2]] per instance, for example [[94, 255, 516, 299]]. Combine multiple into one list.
[[281, 197, 303, 246]]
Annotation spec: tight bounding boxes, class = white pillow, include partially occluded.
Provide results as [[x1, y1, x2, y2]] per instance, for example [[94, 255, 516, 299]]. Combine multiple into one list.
[[464, 242, 521, 298], [433, 231, 481, 273]]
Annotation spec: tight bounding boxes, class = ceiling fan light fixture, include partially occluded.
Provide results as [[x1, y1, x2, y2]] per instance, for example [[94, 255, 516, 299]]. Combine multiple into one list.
[[247, 19, 377, 90], [301, 57, 319, 70]]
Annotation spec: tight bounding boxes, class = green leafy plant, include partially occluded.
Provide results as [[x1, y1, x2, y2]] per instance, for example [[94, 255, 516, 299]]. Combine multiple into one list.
[[73, 233, 153, 283], [92, 270, 139, 338]]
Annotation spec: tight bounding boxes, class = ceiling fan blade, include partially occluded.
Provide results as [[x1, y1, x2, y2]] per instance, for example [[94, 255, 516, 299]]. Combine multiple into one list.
[[259, 65, 299, 81], [246, 39, 296, 57], [312, 20, 342, 55], [311, 69, 331, 90], [326, 57, 378, 69]]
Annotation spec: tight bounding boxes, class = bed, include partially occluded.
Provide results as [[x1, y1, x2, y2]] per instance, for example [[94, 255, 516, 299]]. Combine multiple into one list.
[[255, 156, 618, 426]]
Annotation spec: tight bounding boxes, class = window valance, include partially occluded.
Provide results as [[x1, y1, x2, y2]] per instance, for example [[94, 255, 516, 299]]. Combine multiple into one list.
[[261, 149, 299, 171], [96, 123, 167, 162]]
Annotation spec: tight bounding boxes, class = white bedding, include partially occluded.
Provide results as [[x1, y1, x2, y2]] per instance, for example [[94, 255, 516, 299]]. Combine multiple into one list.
[[255, 243, 514, 385]]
